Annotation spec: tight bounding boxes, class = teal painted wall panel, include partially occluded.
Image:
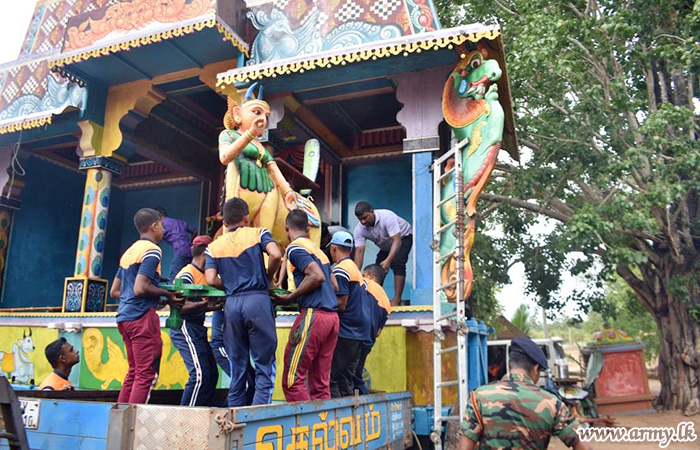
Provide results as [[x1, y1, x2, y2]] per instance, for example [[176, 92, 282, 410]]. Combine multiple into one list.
[[116, 183, 203, 282], [342, 158, 414, 302], [100, 186, 125, 301], [3, 156, 84, 307]]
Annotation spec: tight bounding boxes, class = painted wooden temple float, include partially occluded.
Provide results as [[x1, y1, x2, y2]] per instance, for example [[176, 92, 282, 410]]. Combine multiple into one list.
[[0, 0, 517, 447]]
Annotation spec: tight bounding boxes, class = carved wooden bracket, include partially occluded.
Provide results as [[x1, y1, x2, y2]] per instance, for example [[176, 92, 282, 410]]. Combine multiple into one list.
[[392, 66, 451, 142], [97, 80, 166, 157]]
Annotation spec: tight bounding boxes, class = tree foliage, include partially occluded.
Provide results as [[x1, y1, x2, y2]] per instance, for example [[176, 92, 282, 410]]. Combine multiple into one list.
[[511, 304, 531, 335], [435, 0, 700, 413]]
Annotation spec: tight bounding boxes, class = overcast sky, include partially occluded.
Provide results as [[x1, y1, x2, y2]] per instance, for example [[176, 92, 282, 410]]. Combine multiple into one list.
[[0, 2, 36, 64]]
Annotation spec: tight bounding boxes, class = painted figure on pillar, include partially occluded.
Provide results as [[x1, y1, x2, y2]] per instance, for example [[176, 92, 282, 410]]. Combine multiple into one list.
[[439, 44, 504, 302], [218, 83, 321, 247]]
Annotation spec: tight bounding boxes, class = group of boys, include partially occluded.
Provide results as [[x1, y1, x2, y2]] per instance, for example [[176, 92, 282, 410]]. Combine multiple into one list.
[[39, 198, 391, 406], [204, 198, 391, 405]]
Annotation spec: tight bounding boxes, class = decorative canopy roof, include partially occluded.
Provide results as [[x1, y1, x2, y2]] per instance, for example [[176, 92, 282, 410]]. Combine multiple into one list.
[[0, 0, 249, 135], [217, 24, 500, 86]]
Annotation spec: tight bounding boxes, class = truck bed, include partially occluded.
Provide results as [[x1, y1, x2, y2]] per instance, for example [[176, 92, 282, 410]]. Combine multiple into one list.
[[5, 391, 413, 450]]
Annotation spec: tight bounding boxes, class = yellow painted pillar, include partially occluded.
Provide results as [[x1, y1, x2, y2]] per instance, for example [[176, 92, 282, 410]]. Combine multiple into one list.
[[64, 79, 164, 313], [64, 157, 122, 313], [74, 161, 120, 278]]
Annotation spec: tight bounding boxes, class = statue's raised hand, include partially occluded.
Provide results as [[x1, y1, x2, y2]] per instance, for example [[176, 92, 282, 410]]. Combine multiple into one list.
[[251, 117, 267, 137], [284, 190, 298, 211]]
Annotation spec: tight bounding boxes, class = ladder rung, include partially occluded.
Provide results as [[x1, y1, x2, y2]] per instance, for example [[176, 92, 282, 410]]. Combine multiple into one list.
[[437, 279, 459, 291], [436, 193, 458, 208], [436, 415, 461, 422], [437, 380, 459, 387], [436, 220, 457, 235], [437, 345, 459, 354], [435, 310, 457, 321], [435, 149, 459, 165], [435, 251, 456, 264], [436, 168, 455, 183]]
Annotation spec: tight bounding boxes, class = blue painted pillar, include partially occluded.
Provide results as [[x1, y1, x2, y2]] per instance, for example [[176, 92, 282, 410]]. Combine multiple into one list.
[[411, 151, 434, 304], [393, 66, 451, 305]]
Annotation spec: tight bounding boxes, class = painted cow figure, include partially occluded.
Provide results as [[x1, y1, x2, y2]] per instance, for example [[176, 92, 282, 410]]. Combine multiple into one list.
[[0, 329, 36, 385]]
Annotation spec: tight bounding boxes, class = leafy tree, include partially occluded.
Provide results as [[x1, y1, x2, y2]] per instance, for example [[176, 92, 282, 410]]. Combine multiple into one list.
[[435, 0, 700, 413], [511, 304, 532, 334], [605, 275, 661, 361]]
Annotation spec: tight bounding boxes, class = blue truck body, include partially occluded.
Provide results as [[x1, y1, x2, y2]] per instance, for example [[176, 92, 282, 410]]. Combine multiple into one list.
[[3, 392, 413, 450]]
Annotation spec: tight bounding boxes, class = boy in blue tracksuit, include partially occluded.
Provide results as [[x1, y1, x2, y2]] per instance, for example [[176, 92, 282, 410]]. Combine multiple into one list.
[[170, 235, 219, 406], [328, 231, 372, 398], [205, 198, 282, 407], [210, 309, 256, 406], [353, 264, 391, 394]]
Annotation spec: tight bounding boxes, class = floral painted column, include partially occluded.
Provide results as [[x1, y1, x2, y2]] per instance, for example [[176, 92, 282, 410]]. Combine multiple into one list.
[[74, 167, 112, 278], [63, 157, 122, 313]]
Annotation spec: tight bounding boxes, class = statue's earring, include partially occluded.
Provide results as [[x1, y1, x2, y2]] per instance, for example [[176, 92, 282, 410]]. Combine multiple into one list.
[[234, 116, 241, 125]]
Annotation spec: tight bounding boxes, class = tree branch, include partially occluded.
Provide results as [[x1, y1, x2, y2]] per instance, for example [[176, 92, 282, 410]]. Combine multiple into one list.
[[492, 0, 517, 16], [480, 193, 571, 223], [616, 264, 656, 313]]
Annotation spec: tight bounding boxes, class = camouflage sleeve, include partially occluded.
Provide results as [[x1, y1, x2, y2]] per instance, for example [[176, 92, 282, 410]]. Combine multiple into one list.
[[459, 393, 482, 443], [552, 401, 581, 447]]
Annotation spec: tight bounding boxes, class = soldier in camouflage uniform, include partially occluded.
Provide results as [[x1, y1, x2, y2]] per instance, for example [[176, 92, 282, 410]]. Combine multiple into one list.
[[459, 337, 591, 450]]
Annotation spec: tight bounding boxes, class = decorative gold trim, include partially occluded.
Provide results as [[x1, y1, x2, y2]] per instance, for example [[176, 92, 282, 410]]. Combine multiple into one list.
[[0, 116, 52, 135], [0, 305, 434, 317], [49, 17, 248, 70], [217, 29, 501, 86]]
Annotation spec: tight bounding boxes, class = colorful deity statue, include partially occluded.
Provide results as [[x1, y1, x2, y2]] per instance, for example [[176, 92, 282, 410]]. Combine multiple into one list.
[[219, 83, 321, 247], [439, 44, 505, 302]]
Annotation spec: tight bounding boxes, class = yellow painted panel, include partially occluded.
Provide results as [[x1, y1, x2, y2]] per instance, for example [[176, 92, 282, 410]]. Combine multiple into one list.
[[271, 325, 407, 400], [80, 327, 188, 390], [272, 328, 291, 401], [0, 327, 58, 386], [364, 326, 407, 392]]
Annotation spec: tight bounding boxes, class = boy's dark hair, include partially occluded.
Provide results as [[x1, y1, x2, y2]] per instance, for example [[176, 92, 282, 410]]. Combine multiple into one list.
[[223, 198, 249, 225], [508, 348, 536, 371], [354, 201, 373, 217], [286, 209, 308, 231], [191, 245, 208, 258], [134, 208, 162, 233], [154, 207, 167, 217], [363, 264, 386, 285], [45, 338, 67, 368]]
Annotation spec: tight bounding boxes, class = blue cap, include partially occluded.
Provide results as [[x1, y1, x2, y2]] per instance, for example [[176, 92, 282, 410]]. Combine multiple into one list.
[[511, 337, 548, 370], [327, 231, 354, 248]]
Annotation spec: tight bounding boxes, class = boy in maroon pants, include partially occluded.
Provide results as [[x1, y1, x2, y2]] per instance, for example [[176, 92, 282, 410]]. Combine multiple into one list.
[[110, 208, 183, 404], [275, 210, 339, 401]]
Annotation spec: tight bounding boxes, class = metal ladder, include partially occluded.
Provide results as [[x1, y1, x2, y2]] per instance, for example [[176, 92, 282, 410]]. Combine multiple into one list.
[[430, 138, 469, 450], [0, 376, 30, 450]]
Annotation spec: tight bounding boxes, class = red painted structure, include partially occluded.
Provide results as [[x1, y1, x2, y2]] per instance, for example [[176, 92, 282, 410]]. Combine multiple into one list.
[[583, 343, 654, 415]]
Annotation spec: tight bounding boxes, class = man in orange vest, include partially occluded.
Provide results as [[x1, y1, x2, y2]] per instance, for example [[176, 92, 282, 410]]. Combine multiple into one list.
[[38, 338, 79, 390]]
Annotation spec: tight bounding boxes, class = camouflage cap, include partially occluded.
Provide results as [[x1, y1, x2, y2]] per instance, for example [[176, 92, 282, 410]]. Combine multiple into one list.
[[511, 337, 548, 370]]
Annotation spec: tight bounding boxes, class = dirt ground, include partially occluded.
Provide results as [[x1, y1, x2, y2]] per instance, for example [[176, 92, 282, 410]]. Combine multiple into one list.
[[548, 346, 699, 449], [548, 410, 700, 449]]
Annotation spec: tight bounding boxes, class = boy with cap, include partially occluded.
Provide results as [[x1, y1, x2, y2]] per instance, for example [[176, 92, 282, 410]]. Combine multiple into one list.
[[352, 264, 391, 394], [38, 338, 80, 391], [170, 235, 220, 406], [276, 210, 339, 402], [205, 198, 282, 407], [459, 337, 590, 450], [110, 208, 184, 404], [328, 231, 371, 398]]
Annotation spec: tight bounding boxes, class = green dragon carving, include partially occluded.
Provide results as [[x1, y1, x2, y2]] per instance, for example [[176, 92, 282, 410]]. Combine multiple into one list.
[[439, 45, 505, 302]]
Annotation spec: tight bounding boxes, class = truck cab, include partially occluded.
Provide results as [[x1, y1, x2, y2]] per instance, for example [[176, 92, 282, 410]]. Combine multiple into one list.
[[487, 337, 570, 385]]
